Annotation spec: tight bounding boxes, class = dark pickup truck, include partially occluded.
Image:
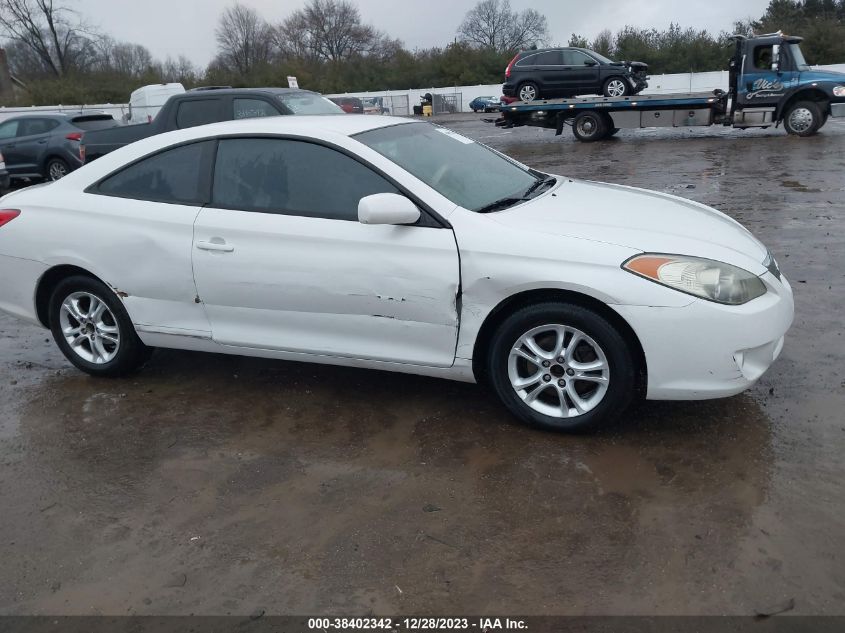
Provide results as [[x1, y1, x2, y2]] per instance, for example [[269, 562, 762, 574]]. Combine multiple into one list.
[[82, 87, 344, 161]]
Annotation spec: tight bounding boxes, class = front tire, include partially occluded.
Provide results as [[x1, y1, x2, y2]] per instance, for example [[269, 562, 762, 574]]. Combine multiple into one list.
[[487, 302, 637, 432], [783, 100, 822, 136], [49, 275, 151, 377], [603, 77, 630, 98]]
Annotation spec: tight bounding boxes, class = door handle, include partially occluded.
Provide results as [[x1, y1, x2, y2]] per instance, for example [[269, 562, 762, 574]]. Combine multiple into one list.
[[196, 240, 234, 252]]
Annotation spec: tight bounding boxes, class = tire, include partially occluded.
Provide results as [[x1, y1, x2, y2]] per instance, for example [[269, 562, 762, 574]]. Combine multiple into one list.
[[783, 100, 822, 136], [572, 111, 610, 142], [603, 77, 630, 98], [517, 82, 540, 102], [46, 157, 70, 181], [487, 302, 637, 433], [472, 108, 479, 113], [48, 275, 152, 377]]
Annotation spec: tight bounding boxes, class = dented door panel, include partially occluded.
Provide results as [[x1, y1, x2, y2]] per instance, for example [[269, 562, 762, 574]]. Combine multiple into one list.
[[192, 208, 461, 367]]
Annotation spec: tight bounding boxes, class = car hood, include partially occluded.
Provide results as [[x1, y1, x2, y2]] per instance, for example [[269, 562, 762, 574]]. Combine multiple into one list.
[[490, 178, 768, 274], [800, 69, 845, 83]]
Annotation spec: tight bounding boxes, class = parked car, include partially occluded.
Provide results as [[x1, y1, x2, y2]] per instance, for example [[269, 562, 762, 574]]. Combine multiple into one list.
[[81, 88, 344, 162], [469, 96, 502, 112], [503, 47, 649, 101], [0, 151, 9, 192], [0, 113, 118, 182], [330, 97, 365, 114], [0, 116, 793, 433]]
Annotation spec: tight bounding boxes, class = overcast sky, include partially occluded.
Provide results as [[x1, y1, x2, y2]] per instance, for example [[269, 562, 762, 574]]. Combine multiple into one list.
[[76, 0, 770, 67]]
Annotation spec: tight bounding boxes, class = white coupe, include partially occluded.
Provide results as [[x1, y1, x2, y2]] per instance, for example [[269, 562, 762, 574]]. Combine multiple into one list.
[[0, 116, 794, 432]]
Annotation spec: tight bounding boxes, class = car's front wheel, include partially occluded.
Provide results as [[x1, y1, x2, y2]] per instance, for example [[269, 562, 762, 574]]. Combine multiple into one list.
[[783, 100, 823, 136], [603, 77, 630, 98], [49, 275, 151, 377], [487, 302, 637, 432]]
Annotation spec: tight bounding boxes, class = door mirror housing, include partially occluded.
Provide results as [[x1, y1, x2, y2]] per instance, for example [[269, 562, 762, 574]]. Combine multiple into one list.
[[358, 193, 421, 225], [771, 44, 780, 72], [584, 60, 598, 67]]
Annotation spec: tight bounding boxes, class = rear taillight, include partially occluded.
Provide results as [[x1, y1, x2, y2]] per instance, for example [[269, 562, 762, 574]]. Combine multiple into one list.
[[505, 53, 519, 78], [79, 144, 86, 162], [65, 132, 83, 141], [0, 209, 20, 228]]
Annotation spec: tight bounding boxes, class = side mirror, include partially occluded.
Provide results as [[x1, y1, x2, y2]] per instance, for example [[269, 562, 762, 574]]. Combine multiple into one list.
[[584, 60, 598, 67], [358, 193, 420, 226], [771, 44, 780, 72]]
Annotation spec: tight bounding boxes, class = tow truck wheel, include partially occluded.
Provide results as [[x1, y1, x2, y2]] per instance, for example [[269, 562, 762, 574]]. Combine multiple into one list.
[[784, 101, 822, 136], [572, 111, 610, 142]]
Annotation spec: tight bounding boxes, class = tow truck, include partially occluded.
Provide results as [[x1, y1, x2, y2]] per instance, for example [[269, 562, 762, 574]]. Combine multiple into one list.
[[495, 32, 845, 142]]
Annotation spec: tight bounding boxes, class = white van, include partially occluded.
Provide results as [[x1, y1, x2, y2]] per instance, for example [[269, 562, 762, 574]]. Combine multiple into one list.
[[127, 83, 185, 124]]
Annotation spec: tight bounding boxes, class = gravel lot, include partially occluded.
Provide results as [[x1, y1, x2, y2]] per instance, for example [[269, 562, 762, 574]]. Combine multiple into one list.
[[1, 113, 843, 616]]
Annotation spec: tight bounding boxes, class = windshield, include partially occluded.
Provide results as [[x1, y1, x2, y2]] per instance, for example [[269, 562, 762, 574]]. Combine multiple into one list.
[[588, 51, 614, 64], [788, 43, 809, 70], [356, 123, 540, 211], [277, 92, 344, 115]]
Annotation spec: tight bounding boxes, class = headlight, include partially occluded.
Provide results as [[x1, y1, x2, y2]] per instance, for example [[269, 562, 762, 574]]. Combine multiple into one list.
[[623, 254, 767, 305], [833, 86, 845, 97]]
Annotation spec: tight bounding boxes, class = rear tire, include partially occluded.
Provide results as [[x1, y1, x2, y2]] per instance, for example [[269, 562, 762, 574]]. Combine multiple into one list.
[[783, 100, 822, 136], [49, 275, 152, 377], [572, 111, 610, 142], [487, 302, 637, 432], [46, 157, 70, 181], [518, 82, 540, 102]]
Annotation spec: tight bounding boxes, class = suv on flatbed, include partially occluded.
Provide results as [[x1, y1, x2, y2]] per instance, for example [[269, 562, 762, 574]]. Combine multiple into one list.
[[81, 87, 343, 162], [503, 47, 648, 101]]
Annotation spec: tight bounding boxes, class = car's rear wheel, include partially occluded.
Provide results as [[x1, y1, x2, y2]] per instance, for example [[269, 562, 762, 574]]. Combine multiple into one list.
[[783, 100, 822, 136], [49, 275, 151, 377], [603, 77, 630, 98], [572, 111, 610, 142], [46, 158, 69, 181], [518, 82, 539, 102], [487, 302, 637, 432]]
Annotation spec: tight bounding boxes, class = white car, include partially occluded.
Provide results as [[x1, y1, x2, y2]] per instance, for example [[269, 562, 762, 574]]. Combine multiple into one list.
[[0, 116, 794, 432]]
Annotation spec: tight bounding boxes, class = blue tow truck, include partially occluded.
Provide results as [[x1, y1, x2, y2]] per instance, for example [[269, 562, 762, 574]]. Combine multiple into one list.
[[496, 32, 845, 142]]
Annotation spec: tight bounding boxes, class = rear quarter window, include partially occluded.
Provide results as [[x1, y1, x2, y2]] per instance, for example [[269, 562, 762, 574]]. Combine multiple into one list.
[[176, 99, 222, 129]]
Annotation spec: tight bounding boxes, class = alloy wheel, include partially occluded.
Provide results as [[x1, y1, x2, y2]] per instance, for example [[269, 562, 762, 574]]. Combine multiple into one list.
[[606, 79, 626, 97], [508, 324, 609, 418], [519, 84, 537, 101], [49, 161, 68, 180], [59, 291, 121, 364]]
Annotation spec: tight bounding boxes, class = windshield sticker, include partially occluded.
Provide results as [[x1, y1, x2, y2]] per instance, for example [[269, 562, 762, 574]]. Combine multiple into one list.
[[435, 127, 475, 144]]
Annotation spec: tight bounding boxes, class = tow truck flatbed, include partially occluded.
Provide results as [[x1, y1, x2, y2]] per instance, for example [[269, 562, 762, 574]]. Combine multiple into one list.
[[494, 32, 845, 142]]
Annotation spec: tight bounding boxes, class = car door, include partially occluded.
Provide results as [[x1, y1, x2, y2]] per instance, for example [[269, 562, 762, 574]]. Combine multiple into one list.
[[561, 50, 601, 95], [192, 136, 461, 367], [12, 118, 60, 174], [533, 50, 567, 94], [738, 43, 799, 107]]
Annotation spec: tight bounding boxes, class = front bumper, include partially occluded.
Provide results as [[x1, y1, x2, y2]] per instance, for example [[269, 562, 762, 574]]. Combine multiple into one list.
[[613, 271, 794, 400]]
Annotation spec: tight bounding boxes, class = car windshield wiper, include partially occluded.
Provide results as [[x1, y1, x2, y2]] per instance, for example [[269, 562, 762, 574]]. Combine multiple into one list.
[[475, 196, 529, 213], [523, 176, 557, 199]]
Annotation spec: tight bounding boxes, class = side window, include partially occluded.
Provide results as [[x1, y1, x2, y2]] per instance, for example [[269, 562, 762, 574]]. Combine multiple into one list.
[[562, 50, 594, 65], [96, 141, 213, 205], [0, 120, 18, 139], [212, 138, 400, 221], [753, 45, 774, 71], [233, 98, 280, 120], [18, 118, 59, 136], [515, 53, 539, 66], [175, 100, 221, 129], [535, 51, 563, 65]]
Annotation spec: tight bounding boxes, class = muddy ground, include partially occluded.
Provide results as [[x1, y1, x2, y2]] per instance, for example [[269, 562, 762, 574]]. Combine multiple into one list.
[[1, 114, 843, 616]]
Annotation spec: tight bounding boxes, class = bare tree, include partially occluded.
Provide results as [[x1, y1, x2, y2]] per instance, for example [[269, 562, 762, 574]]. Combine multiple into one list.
[[93, 37, 153, 77], [159, 55, 198, 84], [0, 0, 96, 75], [457, 0, 548, 52], [592, 29, 614, 57], [277, 0, 397, 62], [215, 3, 274, 74]]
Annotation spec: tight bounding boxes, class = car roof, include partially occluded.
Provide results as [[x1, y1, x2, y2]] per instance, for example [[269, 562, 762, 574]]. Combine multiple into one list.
[[186, 114, 412, 138], [0, 112, 111, 122], [181, 87, 319, 97], [519, 47, 597, 55]]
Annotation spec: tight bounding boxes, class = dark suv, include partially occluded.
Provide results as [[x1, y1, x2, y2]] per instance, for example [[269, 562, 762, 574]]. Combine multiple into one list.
[[0, 113, 118, 182], [503, 48, 648, 101]]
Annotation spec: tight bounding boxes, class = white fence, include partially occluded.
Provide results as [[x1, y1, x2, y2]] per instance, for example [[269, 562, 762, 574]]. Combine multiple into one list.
[[3, 64, 844, 123]]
